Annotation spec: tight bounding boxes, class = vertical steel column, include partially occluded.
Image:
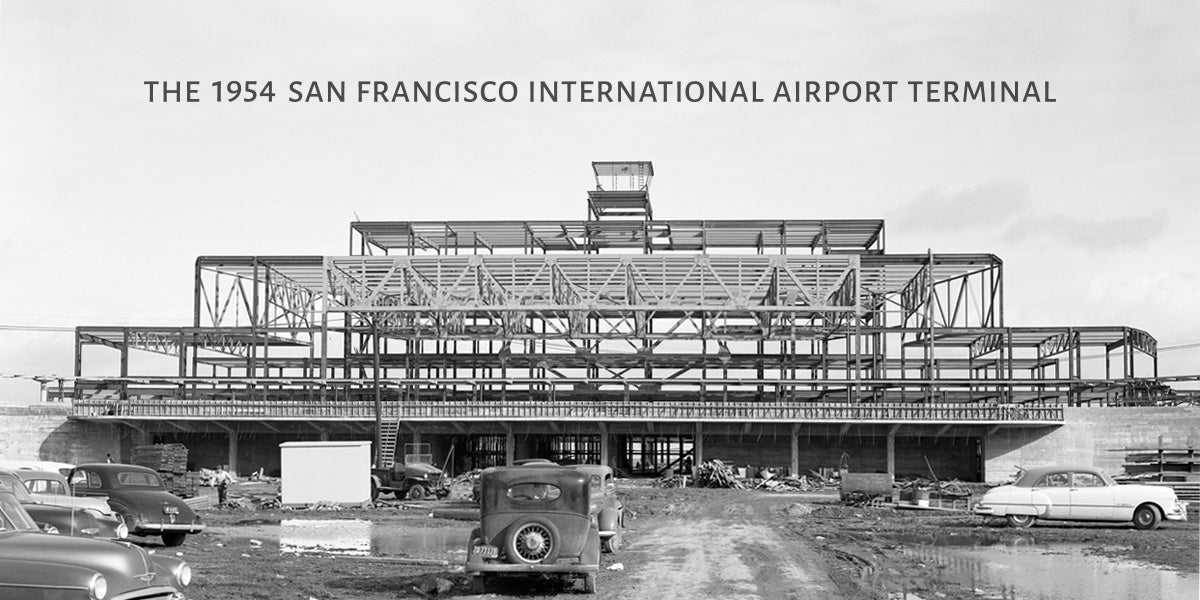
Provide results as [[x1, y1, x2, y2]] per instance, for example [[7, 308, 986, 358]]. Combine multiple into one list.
[[372, 319, 383, 469], [693, 422, 704, 466]]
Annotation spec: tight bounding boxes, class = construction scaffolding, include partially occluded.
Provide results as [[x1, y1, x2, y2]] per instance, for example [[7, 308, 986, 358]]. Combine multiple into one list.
[[61, 161, 1186, 475]]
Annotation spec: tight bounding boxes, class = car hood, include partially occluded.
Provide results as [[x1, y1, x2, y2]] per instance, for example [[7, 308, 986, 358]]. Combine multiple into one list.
[[0, 530, 163, 591], [405, 463, 444, 478]]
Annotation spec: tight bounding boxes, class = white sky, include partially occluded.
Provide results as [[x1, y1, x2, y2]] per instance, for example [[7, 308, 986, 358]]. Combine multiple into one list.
[[1, 1, 1197, 402]]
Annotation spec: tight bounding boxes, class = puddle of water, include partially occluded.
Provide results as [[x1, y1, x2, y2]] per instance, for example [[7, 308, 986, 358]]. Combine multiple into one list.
[[887, 539, 1198, 600], [211, 519, 472, 562]]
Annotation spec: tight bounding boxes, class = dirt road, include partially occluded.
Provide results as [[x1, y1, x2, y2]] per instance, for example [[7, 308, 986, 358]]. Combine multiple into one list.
[[610, 491, 840, 600]]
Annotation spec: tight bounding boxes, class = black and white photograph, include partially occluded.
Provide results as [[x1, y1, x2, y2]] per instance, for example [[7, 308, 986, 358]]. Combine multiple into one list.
[[1, 2, 1197, 599]]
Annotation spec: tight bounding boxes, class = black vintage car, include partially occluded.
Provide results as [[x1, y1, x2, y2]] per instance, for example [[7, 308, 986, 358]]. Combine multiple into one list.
[[68, 463, 205, 547], [0, 489, 192, 599], [0, 468, 125, 540], [465, 465, 602, 594]]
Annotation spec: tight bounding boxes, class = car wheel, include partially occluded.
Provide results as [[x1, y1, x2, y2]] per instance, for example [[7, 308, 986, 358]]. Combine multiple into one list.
[[162, 532, 187, 547], [370, 480, 380, 502], [1005, 514, 1036, 529], [505, 517, 561, 564], [602, 531, 621, 553], [1133, 504, 1162, 530], [407, 484, 427, 501], [470, 574, 487, 594], [582, 573, 597, 594]]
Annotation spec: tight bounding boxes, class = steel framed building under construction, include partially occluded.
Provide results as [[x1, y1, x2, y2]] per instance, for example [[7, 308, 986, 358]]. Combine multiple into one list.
[[63, 162, 1185, 480]]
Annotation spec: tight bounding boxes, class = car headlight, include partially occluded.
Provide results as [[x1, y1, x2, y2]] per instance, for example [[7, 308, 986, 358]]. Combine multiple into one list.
[[116, 522, 129, 539], [42, 524, 60, 535], [174, 562, 192, 587], [88, 573, 107, 600]]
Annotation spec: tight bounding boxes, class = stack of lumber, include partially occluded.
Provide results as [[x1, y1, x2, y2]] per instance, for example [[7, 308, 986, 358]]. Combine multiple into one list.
[[1117, 447, 1200, 482], [131, 444, 199, 498], [132, 443, 188, 472]]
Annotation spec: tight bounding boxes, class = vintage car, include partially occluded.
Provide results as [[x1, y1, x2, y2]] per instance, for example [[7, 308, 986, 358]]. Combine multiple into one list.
[[974, 465, 1189, 530], [572, 464, 625, 552], [0, 468, 126, 540], [0, 489, 191, 599], [466, 465, 601, 594], [0, 458, 75, 477], [12, 469, 128, 539], [69, 463, 204, 546]]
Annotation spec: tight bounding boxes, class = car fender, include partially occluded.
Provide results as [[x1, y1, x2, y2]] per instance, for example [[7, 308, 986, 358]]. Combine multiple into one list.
[[107, 499, 140, 529], [979, 486, 1045, 516], [580, 524, 601, 567], [597, 507, 621, 534], [370, 474, 384, 489]]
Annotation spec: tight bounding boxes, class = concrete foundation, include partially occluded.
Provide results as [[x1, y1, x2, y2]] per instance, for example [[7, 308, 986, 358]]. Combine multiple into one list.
[[983, 406, 1200, 483], [3, 405, 1197, 483]]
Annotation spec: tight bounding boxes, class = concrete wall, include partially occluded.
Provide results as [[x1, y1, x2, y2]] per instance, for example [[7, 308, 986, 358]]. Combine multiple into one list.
[[983, 406, 1200, 483], [0, 405, 123, 465]]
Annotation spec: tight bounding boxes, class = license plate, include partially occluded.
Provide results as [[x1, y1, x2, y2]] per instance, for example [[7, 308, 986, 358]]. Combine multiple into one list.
[[472, 545, 498, 559]]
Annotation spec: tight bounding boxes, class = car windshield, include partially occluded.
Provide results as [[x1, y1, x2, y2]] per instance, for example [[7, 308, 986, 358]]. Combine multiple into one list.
[[0, 492, 38, 531], [116, 471, 162, 487], [0, 474, 35, 502]]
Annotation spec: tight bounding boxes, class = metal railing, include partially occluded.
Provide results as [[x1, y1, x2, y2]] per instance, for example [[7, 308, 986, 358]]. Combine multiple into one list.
[[70, 397, 1062, 423]]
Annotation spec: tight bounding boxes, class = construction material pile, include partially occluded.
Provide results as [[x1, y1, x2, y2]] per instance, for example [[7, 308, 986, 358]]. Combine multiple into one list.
[[131, 444, 199, 498], [756, 472, 838, 492], [694, 459, 747, 489], [894, 477, 975, 498], [653, 475, 689, 488]]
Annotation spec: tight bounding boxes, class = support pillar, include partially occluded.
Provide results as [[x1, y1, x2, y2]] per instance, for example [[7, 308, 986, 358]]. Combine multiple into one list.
[[887, 424, 901, 478], [319, 429, 330, 442], [791, 424, 800, 477], [506, 430, 516, 466], [694, 423, 704, 466], [599, 423, 610, 467], [228, 432, 239, 476]]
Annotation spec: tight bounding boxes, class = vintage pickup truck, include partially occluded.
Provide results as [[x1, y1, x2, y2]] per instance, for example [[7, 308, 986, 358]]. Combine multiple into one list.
[[369, 462, 450, 501]]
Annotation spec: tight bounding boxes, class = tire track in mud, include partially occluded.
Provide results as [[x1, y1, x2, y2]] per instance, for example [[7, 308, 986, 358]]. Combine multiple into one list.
[[620, 496, 841, 600]]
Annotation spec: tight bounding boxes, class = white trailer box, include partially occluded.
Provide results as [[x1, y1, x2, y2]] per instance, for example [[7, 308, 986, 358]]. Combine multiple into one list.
[[279, 441, 371, 506]]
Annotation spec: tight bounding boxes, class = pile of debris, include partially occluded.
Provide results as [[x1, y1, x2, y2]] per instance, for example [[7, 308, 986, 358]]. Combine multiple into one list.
[[756, 471, 838, 493], [652, 475, 689, 489], [694, 459, 747, 489], [894, 477, 974, 498]]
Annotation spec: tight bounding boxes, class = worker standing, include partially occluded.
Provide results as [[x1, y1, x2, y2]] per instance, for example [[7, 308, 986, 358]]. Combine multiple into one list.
[[216, 465, 234, 505]]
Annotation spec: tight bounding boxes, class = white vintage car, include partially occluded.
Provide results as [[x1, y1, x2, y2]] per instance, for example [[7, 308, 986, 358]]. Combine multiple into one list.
[[974, 465, 1188, 530]]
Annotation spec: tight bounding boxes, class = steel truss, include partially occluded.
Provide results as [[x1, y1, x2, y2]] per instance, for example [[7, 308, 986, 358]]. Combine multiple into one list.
[[69, 162, 1173, 420]]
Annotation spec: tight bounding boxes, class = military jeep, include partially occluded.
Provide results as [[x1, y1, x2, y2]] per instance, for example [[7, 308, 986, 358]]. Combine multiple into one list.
[[465, 465, 601, 594]]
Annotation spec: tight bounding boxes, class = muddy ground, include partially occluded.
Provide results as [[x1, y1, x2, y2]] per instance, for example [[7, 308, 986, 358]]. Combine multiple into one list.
[[167, 481, 1198, 600]]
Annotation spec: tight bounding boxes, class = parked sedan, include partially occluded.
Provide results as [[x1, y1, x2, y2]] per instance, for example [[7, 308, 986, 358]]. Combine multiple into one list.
[[12, 469, 128, 539], [0, 468, 125, 540], [974, 465, 1188, 530], [572, 465, 625, 552], [466, 465, 601, 594], [0, 489, 191, 599], [69, 463, 204, 547]]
